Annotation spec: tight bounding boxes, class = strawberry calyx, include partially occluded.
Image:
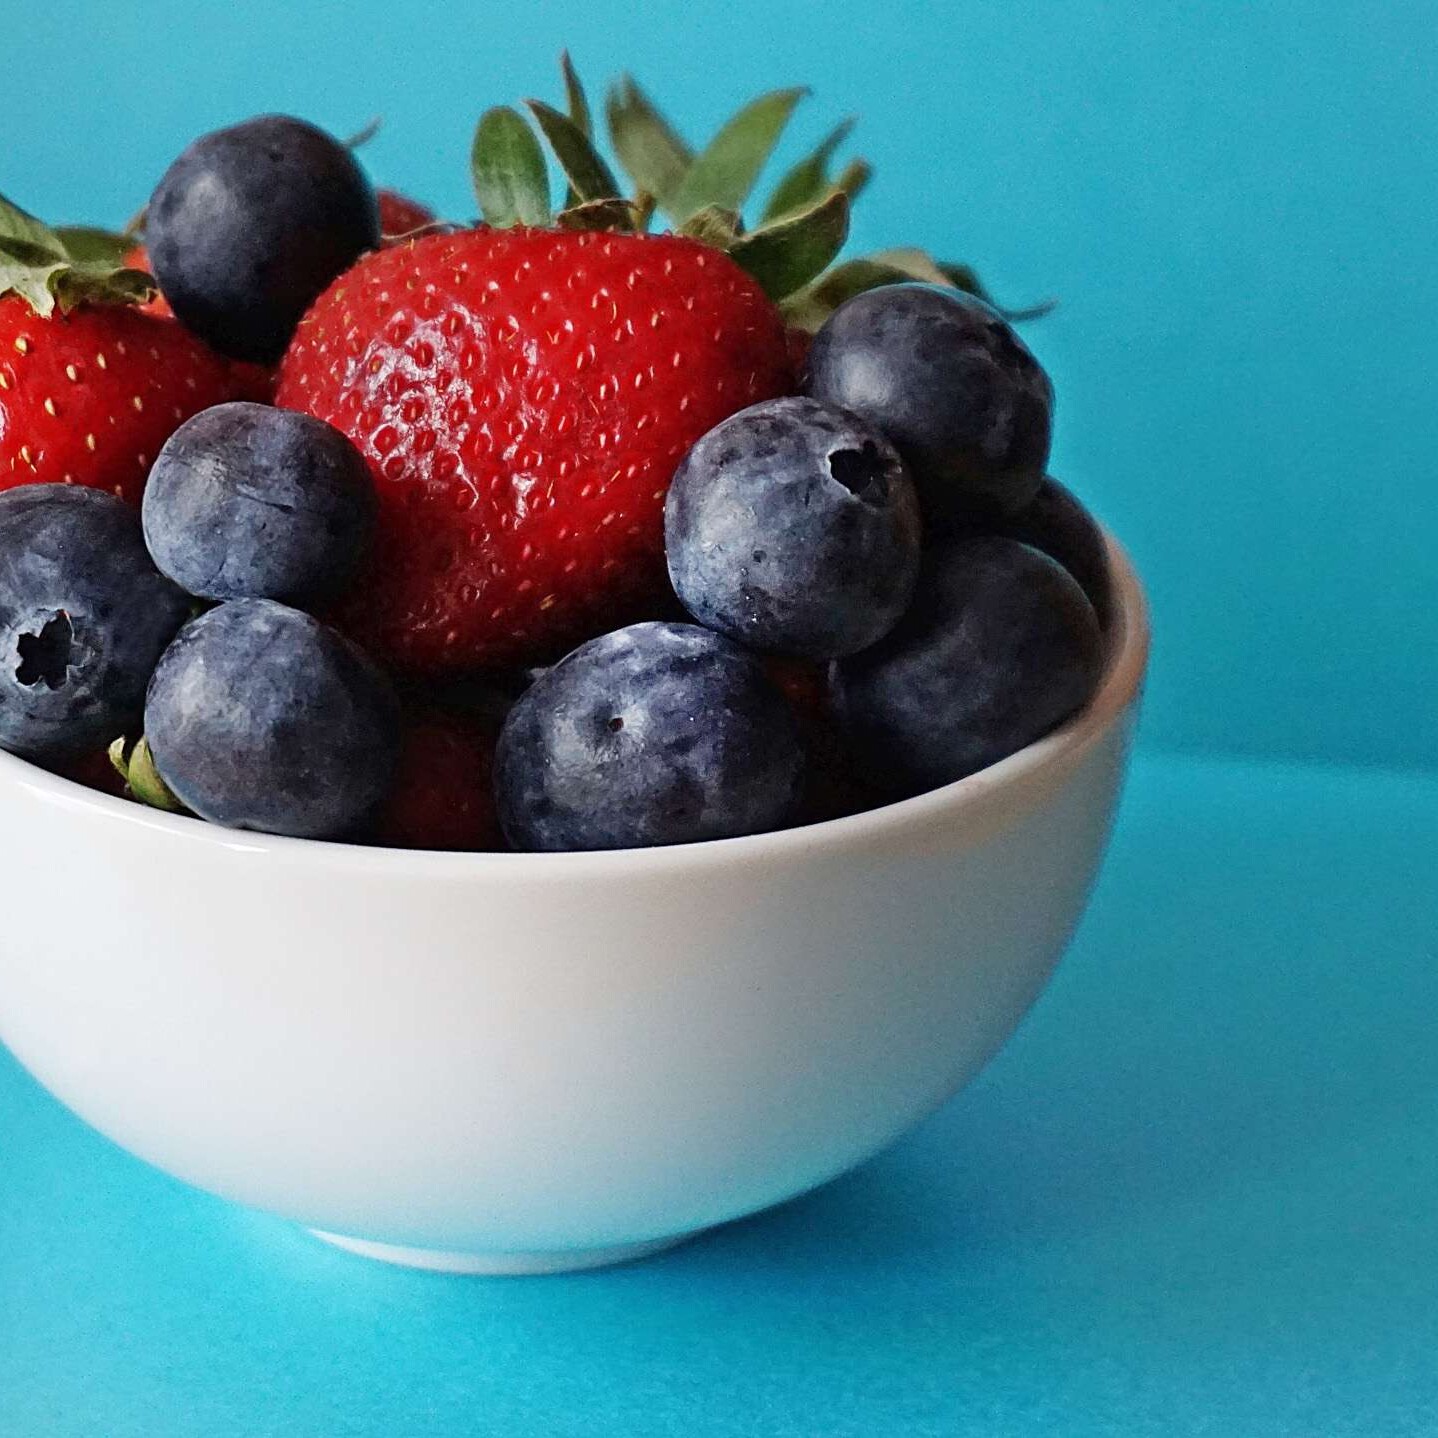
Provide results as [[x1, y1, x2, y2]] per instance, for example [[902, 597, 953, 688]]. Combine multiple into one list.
[[466, 56, 1050, 331], [108, 735, 188, 814], [0, 192, 157, 318]]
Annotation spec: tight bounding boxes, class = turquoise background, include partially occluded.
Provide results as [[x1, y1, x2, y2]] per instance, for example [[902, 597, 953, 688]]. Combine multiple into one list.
[[6, 0, 1436, 771], [3, 2, 1436, 1434]]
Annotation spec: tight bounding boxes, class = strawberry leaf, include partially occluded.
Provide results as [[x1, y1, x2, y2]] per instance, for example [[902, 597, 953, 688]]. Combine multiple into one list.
[[781, 249, 1055, 332], [677, 206, 743, 247], [471, 107, 551, 228], [606, 77, 693, 212], [761, 117, 855, 223], [343, 116, 383, 150], [556, 198, 643, 232], [669, 87, 807, 221], [561, 51, 592, 138], [54, 226, 135, 266], [108, 736, 187, 814], [727, 190, 848, 301], [935, 260, 1056, 320], [526, 99, 621, 203], [834, 158, 871, 202], [1, 192, 156, 316]]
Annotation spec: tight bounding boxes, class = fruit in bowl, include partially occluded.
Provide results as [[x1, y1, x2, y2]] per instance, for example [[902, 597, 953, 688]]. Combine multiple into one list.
[[0, 59, 1148, 1272]]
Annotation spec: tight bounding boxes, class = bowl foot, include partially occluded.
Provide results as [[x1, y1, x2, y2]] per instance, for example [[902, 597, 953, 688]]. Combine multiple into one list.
[[308, 1227, 695, 1275]]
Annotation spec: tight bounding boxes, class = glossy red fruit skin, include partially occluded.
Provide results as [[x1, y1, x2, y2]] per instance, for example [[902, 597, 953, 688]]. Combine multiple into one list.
[[0, 295, 244, 504], [372, 710, 501, 850], [277, 226, 794, 674], [377, 189, 435, 239]]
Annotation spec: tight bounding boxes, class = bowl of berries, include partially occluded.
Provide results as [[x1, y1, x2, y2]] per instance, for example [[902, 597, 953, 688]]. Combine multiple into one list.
[[0, 65, 1148, 1274]]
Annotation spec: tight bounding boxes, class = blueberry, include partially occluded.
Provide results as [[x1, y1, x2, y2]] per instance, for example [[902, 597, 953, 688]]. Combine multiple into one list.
[[832, 536, 1103, 795], [665, 397, 921, 659], [0, 485, 191, 762], [804, 284, 1053, 522], [495, 621, 803, 851], [147, 115, 380, 363], [143, 402, 376, 606], [978, 476, 1113, 628], [145, 599, 399, 838]]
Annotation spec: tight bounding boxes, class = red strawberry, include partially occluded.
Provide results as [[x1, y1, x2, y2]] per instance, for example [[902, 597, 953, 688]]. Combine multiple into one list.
[[0, 294, 245, 504], [372, 709, 501, 850], [277, 226, 793, 673], [377, 189, 435, 240], [121, 243, 276, 403]]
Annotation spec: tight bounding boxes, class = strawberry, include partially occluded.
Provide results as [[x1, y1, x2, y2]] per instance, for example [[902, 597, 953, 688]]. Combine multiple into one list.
[[378, 189, 435, 240], [0, 198, 246, 504], [372, 708, 501, 850], [277, 226, 792, 671], [277, 61, 1031, 675]]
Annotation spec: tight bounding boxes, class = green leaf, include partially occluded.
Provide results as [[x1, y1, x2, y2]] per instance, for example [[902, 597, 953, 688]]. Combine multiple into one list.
[[343, 116, 383, 150], [677, 205, 743, 247], [606, 77, 693, 211], [54, 226, 136, 266], [870, 249, 1056, 321], [761, 117, 855, 223], [727, 190, 848, 301], [0, 193, 64, 257], [109, 736, 187, 815], [834, 157, 872, 202], [557, 198, 643, 232], [560, 51, 592, 138], [470, 107, 551, 228], [936, 260, 1055, 320], [0, 192, 155, 316], [525, 99, 620, 203], [669, 87, 807, 221]]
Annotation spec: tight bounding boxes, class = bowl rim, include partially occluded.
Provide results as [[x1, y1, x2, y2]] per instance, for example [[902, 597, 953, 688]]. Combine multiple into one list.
[[0, 531, 1150, 878]]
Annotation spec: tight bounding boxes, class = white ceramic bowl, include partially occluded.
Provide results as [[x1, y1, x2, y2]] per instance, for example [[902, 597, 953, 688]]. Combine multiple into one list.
[[0, 537, 1147, 1275]]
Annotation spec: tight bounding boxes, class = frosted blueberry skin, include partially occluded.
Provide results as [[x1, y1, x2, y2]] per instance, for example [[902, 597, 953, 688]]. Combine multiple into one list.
[[831, 536, 1103, 797], [145, 598, 399, 839], [143, 402, 376, 607], [665, 397, 922, 660], [147, 115, 380, 363], [0, 485, 191, 762], [803, 284, 1053, 524], [495, 621, 804, 852]]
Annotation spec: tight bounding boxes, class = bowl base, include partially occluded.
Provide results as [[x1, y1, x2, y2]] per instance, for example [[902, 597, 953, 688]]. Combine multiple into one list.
[[308, 1227, 695, 1275]]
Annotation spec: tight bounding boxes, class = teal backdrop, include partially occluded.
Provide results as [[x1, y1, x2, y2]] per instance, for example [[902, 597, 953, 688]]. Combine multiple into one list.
[[3, 5, 1436, 1437], [5, 0, 1435, 770]]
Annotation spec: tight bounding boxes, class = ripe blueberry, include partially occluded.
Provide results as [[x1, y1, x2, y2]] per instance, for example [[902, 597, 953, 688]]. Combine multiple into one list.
[[832, 536, 1104, 795], [666, 397, 921, 659], [143, 402, 376, 606], [147, 115, 380, 363], [145, 598, 399, 838], [495, 621, 803, 851], [0, 485, 191, 762], [804, 284, 1053, 523]]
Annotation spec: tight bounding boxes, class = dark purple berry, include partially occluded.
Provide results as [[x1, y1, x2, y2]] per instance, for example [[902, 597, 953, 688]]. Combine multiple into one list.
[[147, 115, 380, 363], [145, 598, 399, 838], [804, 284, 1052, 523], [832, 536, 1103, 795], [0, 485, 191, 762], [666, 397, 921, 659], [495, 621, 803, 851], [143, 402, 376, 606]]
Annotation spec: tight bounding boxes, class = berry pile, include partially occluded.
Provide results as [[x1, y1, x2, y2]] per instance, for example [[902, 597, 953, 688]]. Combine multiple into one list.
[[0, 60, 1112, 852]]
